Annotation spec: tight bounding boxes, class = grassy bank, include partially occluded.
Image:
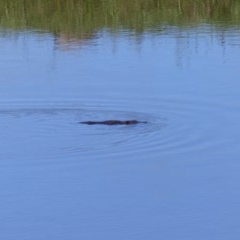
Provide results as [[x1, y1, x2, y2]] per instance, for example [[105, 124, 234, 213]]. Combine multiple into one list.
[[0, 0, 239, 36]]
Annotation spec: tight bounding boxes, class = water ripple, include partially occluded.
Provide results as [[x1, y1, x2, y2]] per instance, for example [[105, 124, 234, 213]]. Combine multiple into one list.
[[0, 97, 231, 162]]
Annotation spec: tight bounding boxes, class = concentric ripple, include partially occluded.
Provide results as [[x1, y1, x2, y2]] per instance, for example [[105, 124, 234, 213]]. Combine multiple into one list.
[[0, 100, 164, 161], [0, 96, 233, 162]]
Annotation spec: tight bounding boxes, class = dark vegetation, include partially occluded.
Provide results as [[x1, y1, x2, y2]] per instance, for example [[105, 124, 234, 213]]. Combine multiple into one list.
[[0, 0, 239, 38]]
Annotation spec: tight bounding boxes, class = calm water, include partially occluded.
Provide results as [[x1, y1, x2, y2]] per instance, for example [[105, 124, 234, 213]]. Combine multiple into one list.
[[0, 20, 240, 240]]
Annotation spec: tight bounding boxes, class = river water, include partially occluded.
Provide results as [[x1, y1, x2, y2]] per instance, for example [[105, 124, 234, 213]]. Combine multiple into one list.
[[0, 22, 240, 240]]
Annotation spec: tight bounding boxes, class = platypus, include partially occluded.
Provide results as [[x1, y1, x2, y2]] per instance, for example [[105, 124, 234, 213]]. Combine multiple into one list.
[[80, 120, 147, 125]]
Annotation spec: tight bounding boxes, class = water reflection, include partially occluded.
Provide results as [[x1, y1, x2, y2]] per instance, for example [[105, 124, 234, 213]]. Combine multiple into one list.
[[1, 1, 240, 41], [0, 0, 240, 55], [53, 32, 97, 51]]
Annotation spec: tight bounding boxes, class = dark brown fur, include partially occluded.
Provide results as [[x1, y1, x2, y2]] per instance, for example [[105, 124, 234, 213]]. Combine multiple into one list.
[[80, 120, 146, 125]]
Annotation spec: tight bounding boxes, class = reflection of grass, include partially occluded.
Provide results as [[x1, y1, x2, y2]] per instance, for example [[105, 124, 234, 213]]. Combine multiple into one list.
[[0, 0, 240, 36]]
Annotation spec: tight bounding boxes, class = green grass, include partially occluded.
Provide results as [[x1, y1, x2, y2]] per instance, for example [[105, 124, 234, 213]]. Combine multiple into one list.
[[0, 0, 239, 37]]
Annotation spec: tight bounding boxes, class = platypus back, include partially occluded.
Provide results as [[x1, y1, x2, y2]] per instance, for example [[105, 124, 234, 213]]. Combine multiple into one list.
[[80, 120, 147, 125]]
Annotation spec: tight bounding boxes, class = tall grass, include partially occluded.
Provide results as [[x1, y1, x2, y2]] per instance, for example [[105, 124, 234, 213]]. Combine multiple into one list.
[[0, 0, 239, 36]]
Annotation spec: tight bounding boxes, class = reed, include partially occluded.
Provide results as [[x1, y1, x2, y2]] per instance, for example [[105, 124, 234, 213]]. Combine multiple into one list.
[[0, 0, 239, 36]]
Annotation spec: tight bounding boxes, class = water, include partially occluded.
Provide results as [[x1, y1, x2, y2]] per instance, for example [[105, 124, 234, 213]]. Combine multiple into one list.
[[0, 10, 240, 240]]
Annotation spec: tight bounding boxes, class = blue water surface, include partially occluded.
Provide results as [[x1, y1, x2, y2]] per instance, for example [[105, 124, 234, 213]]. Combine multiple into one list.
[[0, 25, 240, 239]]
